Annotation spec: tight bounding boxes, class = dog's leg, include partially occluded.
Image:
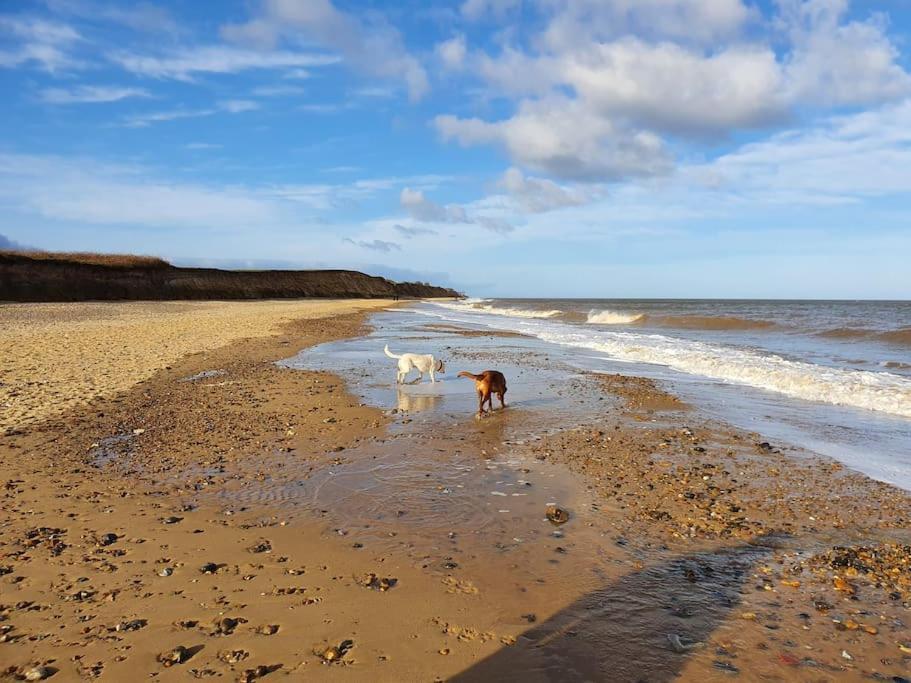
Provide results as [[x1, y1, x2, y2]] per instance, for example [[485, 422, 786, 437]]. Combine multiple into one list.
[[429, 368, 435, 383], [497, 392, 506, 409], [477, 390, 485, 417]]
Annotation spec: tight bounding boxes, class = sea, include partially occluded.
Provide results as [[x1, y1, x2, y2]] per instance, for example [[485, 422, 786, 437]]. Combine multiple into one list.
[[406, 298, 911, 491]]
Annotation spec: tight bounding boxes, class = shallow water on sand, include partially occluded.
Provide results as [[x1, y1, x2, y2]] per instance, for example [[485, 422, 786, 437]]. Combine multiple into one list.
[[267, 312, 793, 680]]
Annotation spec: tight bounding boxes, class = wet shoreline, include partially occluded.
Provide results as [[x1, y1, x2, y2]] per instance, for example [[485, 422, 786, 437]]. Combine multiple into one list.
[[1, 304, 909, 681]]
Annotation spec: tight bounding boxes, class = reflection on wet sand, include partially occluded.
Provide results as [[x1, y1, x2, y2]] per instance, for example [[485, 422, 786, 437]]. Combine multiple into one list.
[[395, 387, 443, 413]]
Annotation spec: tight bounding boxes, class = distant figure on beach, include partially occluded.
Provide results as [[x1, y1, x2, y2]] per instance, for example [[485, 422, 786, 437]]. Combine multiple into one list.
[[458, 370, 507, 418]]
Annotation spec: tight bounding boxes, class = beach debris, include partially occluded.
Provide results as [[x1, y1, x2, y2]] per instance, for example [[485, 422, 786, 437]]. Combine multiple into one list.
[[158, 567, 173, 577], [667, 633, 704, 653], [157, 645, 191, 667], [114, 619, 147, 632], [162, 516, 183, 525], [248, 540, 272, 554], [22, 667, 56, 681], [521, 613, 537, 623], [213, 616, 247, 636], [24, 527, 68, 556], [545, 504, 570, 525], [256, 624, 280, 635], [97, 533, 118, 546], [217, 649, 249, 664], [319, 639, 354, 664], [360, 573, 397, 591], [712, 660, 739, 674], [238, 664, 282, 682], [199, 562, 226, 575]]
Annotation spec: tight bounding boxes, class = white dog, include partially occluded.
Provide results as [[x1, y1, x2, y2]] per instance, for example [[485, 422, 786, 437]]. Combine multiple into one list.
[[384, 344, 445, 384]]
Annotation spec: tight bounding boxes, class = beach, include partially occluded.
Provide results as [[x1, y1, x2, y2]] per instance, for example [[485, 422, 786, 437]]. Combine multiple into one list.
[[1, 300, 910, 682]]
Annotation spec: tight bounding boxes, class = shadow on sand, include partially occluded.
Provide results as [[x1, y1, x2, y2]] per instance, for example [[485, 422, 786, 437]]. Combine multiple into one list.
[[452, 539, 779, 682]]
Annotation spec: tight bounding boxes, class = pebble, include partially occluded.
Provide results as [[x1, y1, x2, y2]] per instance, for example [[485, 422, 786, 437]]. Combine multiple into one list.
[[545, 504, 570, 525], [23, 667, 54, 681], [157, 645, 191, 667]]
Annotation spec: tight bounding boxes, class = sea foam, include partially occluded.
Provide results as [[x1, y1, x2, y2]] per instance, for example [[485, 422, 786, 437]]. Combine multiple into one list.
[[424, 303, 911, 419]]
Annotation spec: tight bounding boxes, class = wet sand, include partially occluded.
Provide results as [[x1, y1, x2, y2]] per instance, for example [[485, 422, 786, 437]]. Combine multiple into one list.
[[1, 303, 910, 682]]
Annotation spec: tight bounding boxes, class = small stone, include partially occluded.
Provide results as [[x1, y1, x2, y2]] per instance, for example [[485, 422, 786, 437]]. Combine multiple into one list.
[[238, 665, 281, 682], [115, 619, 146, 632], [23, 667, 55, 681], [545, 504, 570, 525], [98, 533, 118, 546], [213, 616, 247, 636], [248, 541, 272, 554], [319, 639, 353, 664], [157, 646, 191, 667], [217, 650, 249, 664], [361, 573, 397, 591], [257, 624, 279, 636]]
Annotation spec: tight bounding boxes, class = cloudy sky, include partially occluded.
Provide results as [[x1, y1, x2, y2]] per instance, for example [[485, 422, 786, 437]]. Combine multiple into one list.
[[2, 0, 910, 297]]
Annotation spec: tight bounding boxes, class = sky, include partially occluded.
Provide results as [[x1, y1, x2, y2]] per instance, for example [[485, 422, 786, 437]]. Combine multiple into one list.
[[1, 0, 910, 298]]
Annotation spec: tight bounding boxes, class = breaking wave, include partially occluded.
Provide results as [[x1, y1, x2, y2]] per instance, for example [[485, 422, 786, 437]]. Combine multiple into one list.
[[438, 300, 563, 319], [586, 309, 645, 325], [423, 302, 911, 419]]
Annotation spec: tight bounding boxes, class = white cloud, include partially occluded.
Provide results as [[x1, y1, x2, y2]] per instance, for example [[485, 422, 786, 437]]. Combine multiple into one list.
[[461, 0, 521, 21], [401, 187, 465, 222], [0, 16, 83, 72], [394, 224, 437, 237], [123, 100, 258, 127], [44, 0, 184, 36], [779, 0, 911, 107], [218, 99, 259, 113], [109, 45, 339, 81], [343, 238, 401, 252], [252, 84, 306, 97], [436, 97, 671, 180], [221, 0, 429, 101], [436, 34, 467, 69], [435, 0, 911, 182], [538, 0, 753, 49], [400, 187, 514, 233], [38, 85, 150, 104], [499, 167, 591, 212]]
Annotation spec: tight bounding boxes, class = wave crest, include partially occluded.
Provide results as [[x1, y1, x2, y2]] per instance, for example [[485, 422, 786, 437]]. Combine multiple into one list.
[[587, 309, 645, 325]]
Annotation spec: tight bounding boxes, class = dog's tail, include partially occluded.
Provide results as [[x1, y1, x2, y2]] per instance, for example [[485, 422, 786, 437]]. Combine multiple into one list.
[[384, 344, 401, 359], [458, 371, 481, 380]]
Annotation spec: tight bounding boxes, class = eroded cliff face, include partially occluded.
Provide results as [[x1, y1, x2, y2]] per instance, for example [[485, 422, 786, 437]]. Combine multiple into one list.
[[0, 253, 461, 302]]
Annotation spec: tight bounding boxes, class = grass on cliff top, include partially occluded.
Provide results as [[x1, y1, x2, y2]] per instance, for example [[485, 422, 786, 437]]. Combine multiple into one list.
[[0, 250, 171, 269]]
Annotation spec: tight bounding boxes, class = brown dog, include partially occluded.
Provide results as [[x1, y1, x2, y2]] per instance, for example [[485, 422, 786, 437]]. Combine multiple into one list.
[[457, 370, 507, 417]]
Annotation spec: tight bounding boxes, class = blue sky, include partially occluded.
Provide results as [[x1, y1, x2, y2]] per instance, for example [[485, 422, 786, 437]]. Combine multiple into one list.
[[1, 0, 910, 298]]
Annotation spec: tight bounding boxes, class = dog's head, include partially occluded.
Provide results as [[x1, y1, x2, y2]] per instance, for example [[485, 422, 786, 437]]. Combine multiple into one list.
[[436, 359, 445, 373]]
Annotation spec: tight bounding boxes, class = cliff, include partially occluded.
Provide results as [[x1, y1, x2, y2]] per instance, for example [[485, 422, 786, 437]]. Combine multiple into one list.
[[0, 251, 461, 302]]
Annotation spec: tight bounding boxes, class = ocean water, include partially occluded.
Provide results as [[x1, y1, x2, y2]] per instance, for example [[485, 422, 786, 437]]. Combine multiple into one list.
[[412, 298, 911, 490]]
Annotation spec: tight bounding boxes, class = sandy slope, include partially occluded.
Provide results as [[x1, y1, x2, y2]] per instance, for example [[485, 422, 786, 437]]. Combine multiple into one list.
[[0, 300, 393, 431]]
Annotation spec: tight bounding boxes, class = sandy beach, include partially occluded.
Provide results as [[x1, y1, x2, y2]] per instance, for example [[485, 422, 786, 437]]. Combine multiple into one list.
[[1, 301, 910, 682], [0, 300, 393, 431]]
